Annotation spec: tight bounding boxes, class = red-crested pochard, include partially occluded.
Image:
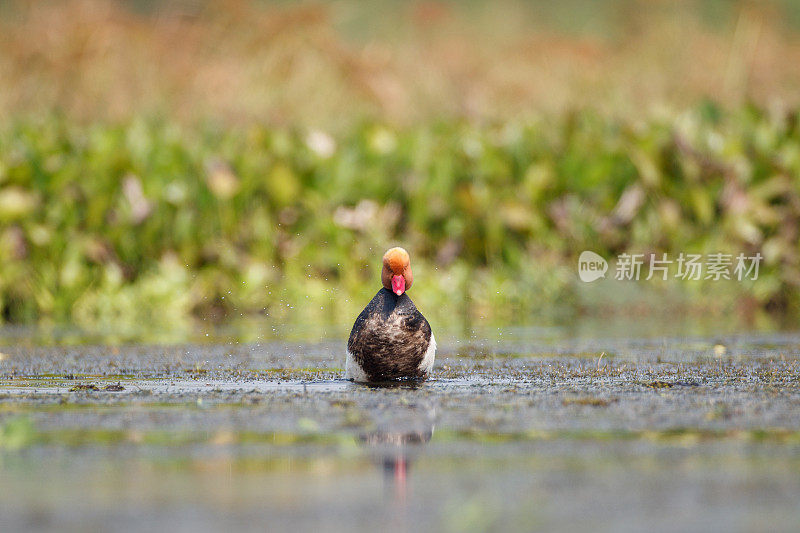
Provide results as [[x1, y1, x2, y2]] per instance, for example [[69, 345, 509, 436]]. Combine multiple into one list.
[[345, 247, 436, 382]]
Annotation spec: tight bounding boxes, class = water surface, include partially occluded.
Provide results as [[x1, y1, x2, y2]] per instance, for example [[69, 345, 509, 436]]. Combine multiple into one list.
[[1, 327, 799, 532]]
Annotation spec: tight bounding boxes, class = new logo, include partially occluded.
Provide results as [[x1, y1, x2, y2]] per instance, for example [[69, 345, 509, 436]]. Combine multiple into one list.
[[578, 251, 608, 282]]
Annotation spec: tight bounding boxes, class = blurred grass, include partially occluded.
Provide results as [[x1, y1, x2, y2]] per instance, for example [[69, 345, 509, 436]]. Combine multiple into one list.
[[0, 105, 799, 335], [1, 0, 800, 126], [0, 1, 799, 336]]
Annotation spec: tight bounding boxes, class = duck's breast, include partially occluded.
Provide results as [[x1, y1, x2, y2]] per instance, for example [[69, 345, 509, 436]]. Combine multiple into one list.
[[347, 289, 433, 380]]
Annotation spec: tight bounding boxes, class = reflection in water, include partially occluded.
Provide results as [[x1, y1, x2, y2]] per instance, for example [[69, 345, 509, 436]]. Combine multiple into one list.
[[357, 398, 436, 501]]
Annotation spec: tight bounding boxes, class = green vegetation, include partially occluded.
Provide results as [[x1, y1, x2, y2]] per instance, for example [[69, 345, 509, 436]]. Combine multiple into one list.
[[0, 1, 798, 336], [0, 104, 798, 332], [0, 416, 36, 450], [2, 416, 800, 451]]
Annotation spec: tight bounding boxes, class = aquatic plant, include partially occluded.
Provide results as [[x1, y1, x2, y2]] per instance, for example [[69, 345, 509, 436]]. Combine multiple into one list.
[[0, 104, 797, 332]]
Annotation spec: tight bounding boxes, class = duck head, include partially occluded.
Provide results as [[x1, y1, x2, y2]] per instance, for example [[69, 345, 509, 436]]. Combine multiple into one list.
[[381, 247, 413, 296]]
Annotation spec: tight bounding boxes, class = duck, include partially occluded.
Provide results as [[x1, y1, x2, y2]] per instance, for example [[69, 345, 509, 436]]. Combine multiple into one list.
[[345, 247, 436, 382]]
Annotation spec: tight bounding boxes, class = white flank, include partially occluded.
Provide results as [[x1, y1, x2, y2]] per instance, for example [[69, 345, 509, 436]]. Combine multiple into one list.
[[419, 334, 436, 376], [345, 350, 369, 382]]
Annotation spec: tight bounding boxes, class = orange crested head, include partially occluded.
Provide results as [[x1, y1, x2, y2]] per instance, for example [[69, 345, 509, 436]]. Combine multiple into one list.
[[381, 247, 413, 295]]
